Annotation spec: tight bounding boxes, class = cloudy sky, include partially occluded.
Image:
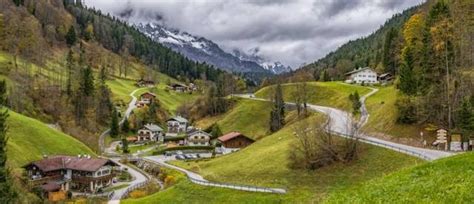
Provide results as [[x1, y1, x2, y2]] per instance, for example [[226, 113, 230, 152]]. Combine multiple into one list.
[[84, 0, 423, 68]]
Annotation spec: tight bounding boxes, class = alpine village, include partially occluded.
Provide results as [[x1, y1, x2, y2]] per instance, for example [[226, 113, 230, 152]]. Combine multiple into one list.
[[0, 0, 472, 203]]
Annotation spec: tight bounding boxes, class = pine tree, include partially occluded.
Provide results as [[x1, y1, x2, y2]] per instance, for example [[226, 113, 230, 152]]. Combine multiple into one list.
[[96, 67, 112, 124], [66, 50, 74, 97], [0, 80, 16, 203], [110, 109, 119, 138], [80, 66, 94, 97], [349, 91, 361, 115], [399, 47, 417, 95], [121, 117, 130, 133], [121, 138, 129, 154], [147, 101, 158, 124], [382, 27, 399, 74], [458, 97, 474, 131], [270, 83, 285, 132], [211, 124, 222, 139], [65, 26, 76, 47]]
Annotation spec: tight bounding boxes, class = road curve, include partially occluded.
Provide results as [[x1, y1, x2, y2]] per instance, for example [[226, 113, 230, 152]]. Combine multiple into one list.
[[144, 156, 287, 194], [233, 85, 454, 161], [95, 87, 149, 203], [99, 88, 147, 154]]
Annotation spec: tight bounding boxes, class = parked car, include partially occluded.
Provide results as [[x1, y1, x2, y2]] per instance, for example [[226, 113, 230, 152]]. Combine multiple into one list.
[[165, 152, 173, 156], [183, 154, 193, 159], [176, 155, 185, 160]]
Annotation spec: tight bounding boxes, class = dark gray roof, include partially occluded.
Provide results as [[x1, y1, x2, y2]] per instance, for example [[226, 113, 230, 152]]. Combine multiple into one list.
[[144, 123, 163, 131], [168, 116, 188, 123]]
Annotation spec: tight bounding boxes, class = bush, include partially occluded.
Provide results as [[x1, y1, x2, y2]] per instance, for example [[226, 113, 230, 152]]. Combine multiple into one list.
[[129, 190, 146, 199], [164, 175, 176, 187], [396, 96, 418, 124]]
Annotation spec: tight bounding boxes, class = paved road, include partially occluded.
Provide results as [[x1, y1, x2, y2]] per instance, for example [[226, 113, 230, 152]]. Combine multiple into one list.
[[234, 86, 454, 161], [99, 88, 146, 153], [108, 158, 149, 203], [95, 87, 150, 203], [144, 156, 287, 194]]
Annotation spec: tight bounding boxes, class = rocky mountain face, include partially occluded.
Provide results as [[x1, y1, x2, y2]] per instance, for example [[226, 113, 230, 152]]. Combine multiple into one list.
[[232, 49, 292, 74], [137, 23, 291, 76]]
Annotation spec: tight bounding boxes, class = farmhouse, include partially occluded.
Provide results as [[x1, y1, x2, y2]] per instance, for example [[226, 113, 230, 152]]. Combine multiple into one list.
[[137, 123, 164, 142], [139, 92, 157, 104], [218, 132, 254, 149], [166, 116, 189, 136], [345, 67, 378, 84], [378, 72, 394, 84], [23, 155, 118, 194], [186, 129, 211, 146], [168, 83, 189, 92], [136, 79, 155, 87]]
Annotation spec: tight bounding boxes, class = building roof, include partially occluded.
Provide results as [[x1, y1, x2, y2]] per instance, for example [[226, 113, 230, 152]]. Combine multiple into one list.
[[140, 92, 156, 97], [24, 155, 117, 172], [143, 123, 163, 132], [187, 129, 211, 138], [167, 116, 188, 123], [170, 83, 187, 88], [345, 67, 375, 75], [218, 132, 254, 142]]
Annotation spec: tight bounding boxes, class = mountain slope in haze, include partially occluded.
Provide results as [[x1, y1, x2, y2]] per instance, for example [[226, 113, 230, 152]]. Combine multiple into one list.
[[137, 23, 278, 75], [232, 48, 292, 74]]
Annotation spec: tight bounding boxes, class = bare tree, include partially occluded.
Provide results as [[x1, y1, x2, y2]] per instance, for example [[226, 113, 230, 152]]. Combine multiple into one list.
[[290, 116, 360, 170]]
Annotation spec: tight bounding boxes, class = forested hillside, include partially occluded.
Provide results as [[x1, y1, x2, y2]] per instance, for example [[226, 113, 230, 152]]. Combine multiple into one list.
[[0, 0, 247, 151], [270, 0, 473, 139]]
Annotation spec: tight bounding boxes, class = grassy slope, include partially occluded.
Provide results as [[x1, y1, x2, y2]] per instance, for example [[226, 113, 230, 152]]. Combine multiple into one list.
[[255, 82, 371, 112], [152, 83, 200, 114], [172, 114, 422, 203], [7, 111, 95, 169], [123, 168, 281, 204], [196, 98, 273, 140], [326, 152, 474, 203], [363, 86, 422, 140]]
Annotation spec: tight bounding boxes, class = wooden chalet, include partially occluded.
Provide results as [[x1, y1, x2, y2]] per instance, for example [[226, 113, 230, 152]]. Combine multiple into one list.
[[218, 132, 254, 149], [23, 155, 118, 193]]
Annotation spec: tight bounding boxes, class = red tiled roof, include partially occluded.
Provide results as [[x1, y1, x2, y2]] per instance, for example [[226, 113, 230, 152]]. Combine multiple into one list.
[[218, 132, 253, 142], [26, 155, 117, 172], [41, 182, 61, 192]]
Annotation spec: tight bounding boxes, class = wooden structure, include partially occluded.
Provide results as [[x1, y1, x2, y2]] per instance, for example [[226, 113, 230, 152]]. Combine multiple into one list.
[[136, 79, 155, 87], [23, 155, 118, 193], [218, 132, 254, 149]]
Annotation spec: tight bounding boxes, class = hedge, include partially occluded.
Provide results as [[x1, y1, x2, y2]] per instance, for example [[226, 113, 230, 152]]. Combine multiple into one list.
[[154, 146, 215, 155]]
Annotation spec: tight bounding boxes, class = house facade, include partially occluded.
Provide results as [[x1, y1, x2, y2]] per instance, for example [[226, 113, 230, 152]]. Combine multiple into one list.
[[23, 155, 118, 194], [137, 92, 157, 108], [186, 130, 211, 146], [168, 83, 188, 92], [218, 132, 254, 149], [166, 116, 189, 136], [137, 123, 164, 142], [136, 79, 155, 87], [345, 67, 378, 84]]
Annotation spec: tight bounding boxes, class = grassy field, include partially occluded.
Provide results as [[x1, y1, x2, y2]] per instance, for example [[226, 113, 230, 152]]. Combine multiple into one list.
[[325, 152, 474, 203], [255, 82, 371, 112], [196, 98, 273, 140], [122, 166, 283, 204], [172, 113, 423, 203], [150, 84, 201, 114], [363, 86, 424, 141], [7, 111, 96, 169]]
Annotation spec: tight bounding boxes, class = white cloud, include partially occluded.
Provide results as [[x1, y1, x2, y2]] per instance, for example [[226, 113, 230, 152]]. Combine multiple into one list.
[[84, 0, 423, 68]]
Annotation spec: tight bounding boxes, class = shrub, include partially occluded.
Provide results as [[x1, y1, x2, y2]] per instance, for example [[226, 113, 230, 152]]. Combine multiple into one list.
[[129, 190, 146, 199], [164, 175, 176, 187], [153, 145, 214, 155], [396, 95, 418, 124]]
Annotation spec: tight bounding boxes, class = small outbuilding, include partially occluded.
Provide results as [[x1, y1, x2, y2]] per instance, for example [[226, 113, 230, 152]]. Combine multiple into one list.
[[218, 132, 254, 149]]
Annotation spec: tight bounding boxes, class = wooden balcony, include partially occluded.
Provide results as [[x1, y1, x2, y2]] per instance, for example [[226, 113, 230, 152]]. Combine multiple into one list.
[[71, 173, 116, 184], [27, 174, 63, 186]]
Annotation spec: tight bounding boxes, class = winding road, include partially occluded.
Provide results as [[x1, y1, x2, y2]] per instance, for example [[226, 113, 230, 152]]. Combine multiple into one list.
[[96, 88, 150, 204], [235, 85, 454, 161]]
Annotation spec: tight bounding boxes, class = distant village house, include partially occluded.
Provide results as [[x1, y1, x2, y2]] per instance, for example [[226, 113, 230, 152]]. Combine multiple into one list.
[[345, 67, 378, 84], [137, 123, 164, 142], [136, 92, 157, 108], [218, 132, 254, 149], [136, 79, 155, 87], [166, 116, 189, 136], [186, 129, 211, 146]]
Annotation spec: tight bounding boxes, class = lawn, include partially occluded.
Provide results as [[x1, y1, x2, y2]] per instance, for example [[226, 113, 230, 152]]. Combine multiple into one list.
[[172, 113, 423, 203], [325, 152, 474, 203], [197, 98, 273, 140], [122, 167, 283, 204], [255, 82, 371, 112], [7, 110, 96, 169], [150, 83, 200, 114], [363, 86, 424, 141]]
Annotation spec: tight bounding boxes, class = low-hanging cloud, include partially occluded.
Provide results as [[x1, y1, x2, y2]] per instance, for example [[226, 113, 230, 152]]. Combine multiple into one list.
[[84, 0, 422, 68]]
